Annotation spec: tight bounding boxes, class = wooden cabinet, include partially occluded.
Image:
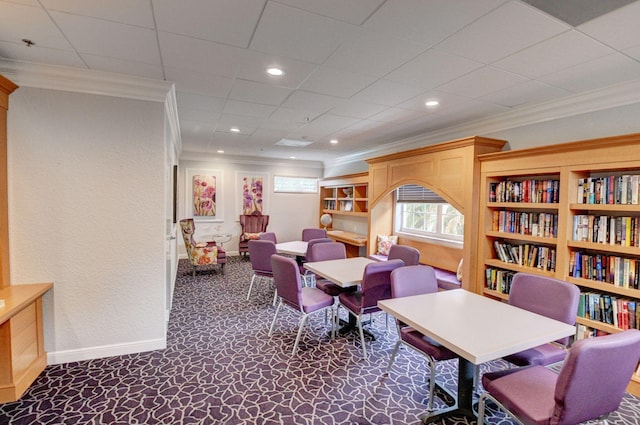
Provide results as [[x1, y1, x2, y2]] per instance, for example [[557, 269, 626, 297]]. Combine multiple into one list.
[[477, 133, 640, 396], [320, 172, 368, 217]]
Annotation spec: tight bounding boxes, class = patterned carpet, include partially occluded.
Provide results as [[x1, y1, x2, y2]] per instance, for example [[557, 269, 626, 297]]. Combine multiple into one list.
[[1, 256, 639, 424]]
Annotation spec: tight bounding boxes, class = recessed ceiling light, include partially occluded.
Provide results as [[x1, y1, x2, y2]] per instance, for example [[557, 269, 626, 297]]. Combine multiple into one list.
[[330, 139, 338, 145], [217, 150, 224, 154], [230, 127, 240, 133], [266, 67, 285, 76], [425, 100, 439, 107], [289, 156, 296, 159]]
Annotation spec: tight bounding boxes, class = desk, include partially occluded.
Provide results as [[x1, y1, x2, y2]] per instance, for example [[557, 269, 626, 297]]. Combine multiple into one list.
[[326, 230, 367, 257], [303, 257, 374, 288], [275, 240, 308, 256], [378, 289, 576, 424]]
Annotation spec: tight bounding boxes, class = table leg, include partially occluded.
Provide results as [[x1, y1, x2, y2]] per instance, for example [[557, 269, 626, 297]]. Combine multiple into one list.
[[421, 358, 477, 424]]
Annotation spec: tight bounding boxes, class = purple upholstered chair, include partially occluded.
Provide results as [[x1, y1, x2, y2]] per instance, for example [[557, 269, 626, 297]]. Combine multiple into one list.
[[269, 255, 335, 355], [258, 232, 277, 243], [337, 259, 404, 358], [247, 240, 278, 304], [301, 228, 327, 242], [300, 237, 333, 285], [310, 242, 351, 296], [387, 244, 421, 266], [504, 273, 580, 367], [478, 329, 640, 425], [386, 265, 458, 411]]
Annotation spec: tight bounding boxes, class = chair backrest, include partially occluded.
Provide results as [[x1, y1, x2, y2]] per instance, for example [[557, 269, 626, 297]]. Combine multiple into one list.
[[259, 232, 277, 243], [390, 265, 438, 298], [388, 244, 421, 266], [509, 273, 580, 346], [304, 238, 334, 259], [309, 242, 346, 262], [179, 218, 196, 248], [248, 240, 277, 274], [301, 228, 327, 242], [240, 214, 269, 233], [361, 259, 404, 310], [553, 329, 640, 425], [271, 254, 303, 310]]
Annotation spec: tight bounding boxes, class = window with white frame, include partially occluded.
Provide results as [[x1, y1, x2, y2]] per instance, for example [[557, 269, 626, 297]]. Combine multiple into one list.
[[395, 184, 464, 243]]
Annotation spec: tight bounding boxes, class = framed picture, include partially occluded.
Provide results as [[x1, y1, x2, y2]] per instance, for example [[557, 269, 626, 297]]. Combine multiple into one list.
[[186, 168, 223, 222], [236, 171, 269, 218]]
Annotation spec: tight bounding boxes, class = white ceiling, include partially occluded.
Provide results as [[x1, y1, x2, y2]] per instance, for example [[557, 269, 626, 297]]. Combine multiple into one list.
[[1, 0, 640, 164]]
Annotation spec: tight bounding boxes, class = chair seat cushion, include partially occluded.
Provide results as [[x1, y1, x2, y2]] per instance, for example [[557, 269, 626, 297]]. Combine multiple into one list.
[[401, 328, 458, 361], [301, 287, 334, 313], [338, 291, 381, 315], [316, 279, 356, 297], [503, 343, 567, 367], [482, 365, 557, 425], [243, 232, 262, 240]]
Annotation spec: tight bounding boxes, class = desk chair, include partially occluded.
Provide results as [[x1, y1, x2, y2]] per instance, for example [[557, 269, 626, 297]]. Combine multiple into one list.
[[269, 255, 334, 355], [478, 329, 640, 425], [337, 259, 404, 358], [385, 265, 458, 411]]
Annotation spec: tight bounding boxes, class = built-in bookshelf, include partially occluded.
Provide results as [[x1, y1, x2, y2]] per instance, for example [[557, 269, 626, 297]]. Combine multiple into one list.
[[319, 173, 368, 218], [477, 133, 640, 396]]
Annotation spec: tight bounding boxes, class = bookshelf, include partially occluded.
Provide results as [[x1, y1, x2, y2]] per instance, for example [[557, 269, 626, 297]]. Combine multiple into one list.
[[477, 133, 640, 396], [319, 172, 368, 218]]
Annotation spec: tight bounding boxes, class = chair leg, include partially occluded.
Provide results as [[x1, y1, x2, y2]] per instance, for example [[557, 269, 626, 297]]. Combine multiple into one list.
[[220, 263, 225, 275], [477, 393, 488, 425], [356, 314, 367, 359], [426, 357, 436, 411], [247, 274, 257, 300], [272, 284, 278, 307], [192, 266, 196, 277], [293, 314, 309, 355], [385, 340, 402, 374], [269, 300, 282, 336]]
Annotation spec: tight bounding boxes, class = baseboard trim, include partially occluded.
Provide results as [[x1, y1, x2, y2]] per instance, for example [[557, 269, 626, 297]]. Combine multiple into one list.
[[47, 338, 167, 365]]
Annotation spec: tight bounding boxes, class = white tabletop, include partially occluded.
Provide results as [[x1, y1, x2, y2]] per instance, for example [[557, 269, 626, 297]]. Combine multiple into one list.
[[275, 240, 308, 256], [378, 289, 576, 365], [303, 257, 375, 288]]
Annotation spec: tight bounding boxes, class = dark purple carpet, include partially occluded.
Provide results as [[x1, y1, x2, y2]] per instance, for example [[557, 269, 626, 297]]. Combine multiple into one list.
[[1, 256, 638, 424]]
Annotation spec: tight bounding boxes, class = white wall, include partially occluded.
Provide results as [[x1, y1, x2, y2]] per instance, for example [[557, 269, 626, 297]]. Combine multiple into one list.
[[8, 87, 167, 363], [178, 158, 323, 255]]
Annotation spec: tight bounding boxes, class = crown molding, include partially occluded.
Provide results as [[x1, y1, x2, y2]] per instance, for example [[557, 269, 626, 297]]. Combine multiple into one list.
[[328, 78, 640, 168], [0, 59, 172, 103]]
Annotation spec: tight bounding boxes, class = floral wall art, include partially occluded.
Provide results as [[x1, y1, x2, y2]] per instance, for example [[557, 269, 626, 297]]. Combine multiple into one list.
[[236, 172, 269, 217], [186, 169, 223, 221]]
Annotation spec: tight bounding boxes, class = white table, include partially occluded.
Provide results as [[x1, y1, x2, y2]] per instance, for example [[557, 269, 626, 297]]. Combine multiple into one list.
[[207, 233, 232, 247], [378, 289, 576, 423], [275, 240, 308, 256], [303, 257, 374, 288]]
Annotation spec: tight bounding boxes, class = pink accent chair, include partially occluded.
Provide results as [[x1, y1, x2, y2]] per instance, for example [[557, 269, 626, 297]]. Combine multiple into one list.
[[239, 214, 269, 258]]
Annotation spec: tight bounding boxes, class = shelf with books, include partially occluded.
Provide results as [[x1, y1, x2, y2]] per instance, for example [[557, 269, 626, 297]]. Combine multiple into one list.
[[319, 179, 368, 217]]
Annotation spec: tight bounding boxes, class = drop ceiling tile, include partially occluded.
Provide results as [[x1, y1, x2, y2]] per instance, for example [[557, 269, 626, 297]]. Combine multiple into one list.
[[217, 113, 262, 131], [479, 79, 570, 107], [280, 90, 343, 116], [351, 78, 427, 106], [328, 99, 389, 119], [268, 107, 317, 125], [288, 114, 360, 140], [249, 1, 358, 64], [229, 79, 293, 106], [274, 0, 385, 25], [493, 30, 615, 78], [363, 0, 506, 46], [538, 52, 640, 93], [50, 11, 160, 65], [437, 66, 528, 99], [223, 100, 277, 119], [179, 119, 216, 138], [368, 107, 426, 125], [176, 92, 226, 114], [435, 1, 569, 64], [165, 67, 234, 98], [235, 50, 318, 89], [179, 107, 220, 123], [82, 54, 164, 79], [0, 41, 85, 67], [158, 32, 241, 78], [384, 48, 483, 89], [41, 0, 155, 28], [300, 66, 377, 98], [323, 28, 426, 78], [625, 44, 640, 61], [0, 2, 74, 50], [578, 0, 640, 50]]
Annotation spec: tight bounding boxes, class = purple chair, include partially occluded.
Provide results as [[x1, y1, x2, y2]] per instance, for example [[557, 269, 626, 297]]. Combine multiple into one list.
[[301, 228, 327, 242], [258, 232, 277, 243], [268, 255, 335, 355], [504, 273, 580, 367], [386, 265, 458, 411], [337, 259, 404, 358], [310, 242, 353, 296], [300, 237, 333, 284], [247, 240, 278, 304], [478, 329, 640, 425], [387, 244, 420, 266]]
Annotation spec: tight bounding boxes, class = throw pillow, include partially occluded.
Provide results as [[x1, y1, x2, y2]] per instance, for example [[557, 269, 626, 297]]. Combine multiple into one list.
[[376, 235, 398, 256], [243, 232, 262, 240], [456, 258, 464, 282]]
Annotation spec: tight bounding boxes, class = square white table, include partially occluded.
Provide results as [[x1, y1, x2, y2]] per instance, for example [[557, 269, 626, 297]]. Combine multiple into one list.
[[275, 240, 308, 256], [378, 289, 576, 424], [303, 257, 374, 288]]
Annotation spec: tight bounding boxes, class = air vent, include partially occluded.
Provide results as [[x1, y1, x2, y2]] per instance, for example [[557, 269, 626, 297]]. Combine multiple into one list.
[[276, 138, 313, 147]]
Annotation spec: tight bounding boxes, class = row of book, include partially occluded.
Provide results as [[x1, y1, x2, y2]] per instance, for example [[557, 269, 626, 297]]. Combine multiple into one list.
[[485, 268, 514, 294], [578, 292, 639, 330], [577, 175, 640, 205], [572, 215, 640, 247], [569, 251, 640, 289], [494, 241, 557, 271], [492, 210, 558, 238], [323, 200, 336, 210], [489, 179, 560, 203]]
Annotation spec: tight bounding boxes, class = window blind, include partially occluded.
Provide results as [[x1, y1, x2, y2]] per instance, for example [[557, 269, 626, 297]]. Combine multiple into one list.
[[396, 184, 446, 203]]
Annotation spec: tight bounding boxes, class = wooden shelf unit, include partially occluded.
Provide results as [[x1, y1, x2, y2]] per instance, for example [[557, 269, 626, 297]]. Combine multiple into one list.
[[320, 172, 369, 218], [477, 133, 640, 396]]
